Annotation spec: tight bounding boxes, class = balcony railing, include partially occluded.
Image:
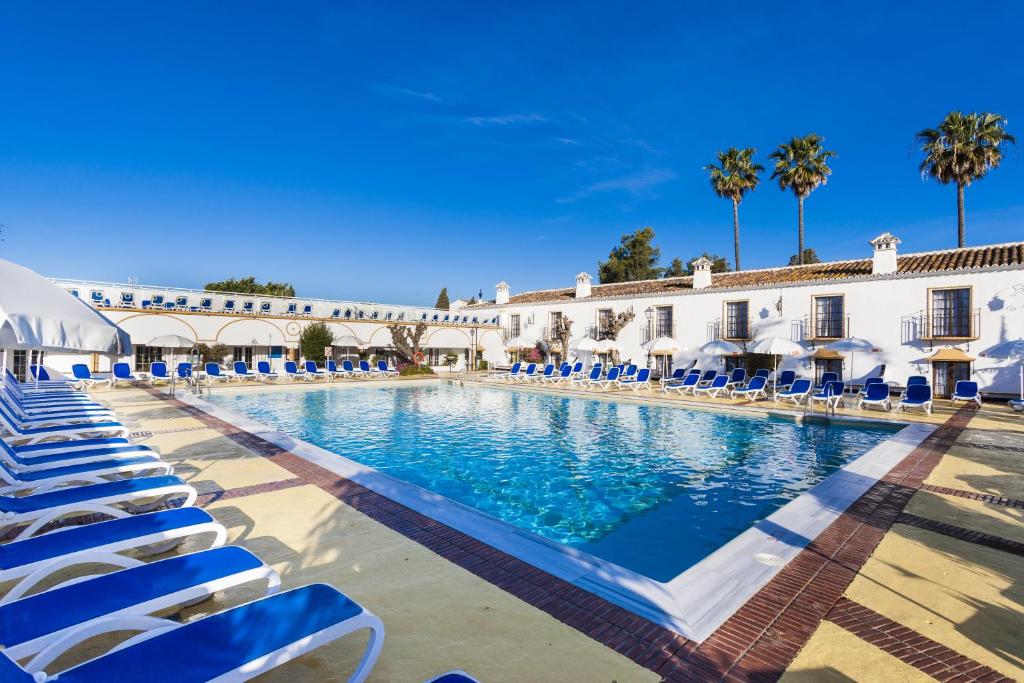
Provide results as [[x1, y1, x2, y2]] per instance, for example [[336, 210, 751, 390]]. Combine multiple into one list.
[[917, 308, 980, 341], [642, 321, 676, 344]]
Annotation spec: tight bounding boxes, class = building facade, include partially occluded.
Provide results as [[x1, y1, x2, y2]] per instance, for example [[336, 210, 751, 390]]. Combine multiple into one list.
[[471, 235, 1024, 398], [26, 280, 506, 380]]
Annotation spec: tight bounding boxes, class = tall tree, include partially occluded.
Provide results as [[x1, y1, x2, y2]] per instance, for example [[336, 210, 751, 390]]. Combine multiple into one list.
[[703, 147, 763, 271], [204, 276, 296, 297], [434, 287, 450, 310], [768, 134, 836, 265], [683, 253, 731, 275], [598, 227, 662, 283], [298, 322, 334, 363], [661, 257, 686, 278], [788, 248, 822, 266], [916, 111, 1015, 248], [387, 321, 427, 362]]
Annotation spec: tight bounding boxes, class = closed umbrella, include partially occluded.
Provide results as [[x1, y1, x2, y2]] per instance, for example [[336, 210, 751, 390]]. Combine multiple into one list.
[[334, 334, 365, 361], [980, 339, 1024, 401], [749, 336, 807, 388], [0, 258, 131, 390]]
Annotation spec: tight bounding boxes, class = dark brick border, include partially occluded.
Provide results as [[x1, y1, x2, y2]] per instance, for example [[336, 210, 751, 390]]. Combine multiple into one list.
[[196, 477, 306, 506], [920, 483, 1024, 509], [897, 512, 1024, 557], [827, 598, 1011, 682], [143, 388, 984, 681]]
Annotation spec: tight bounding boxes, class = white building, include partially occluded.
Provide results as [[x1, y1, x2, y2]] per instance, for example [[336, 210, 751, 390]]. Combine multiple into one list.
[[471, 234, 1024, 398], [21, 280, 505, 380]]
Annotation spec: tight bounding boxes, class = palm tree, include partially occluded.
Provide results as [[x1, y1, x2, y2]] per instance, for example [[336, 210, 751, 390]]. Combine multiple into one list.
[[768, 134, 836, 265], [916, 111, 1015, 248], [704, 148, 763, 271]]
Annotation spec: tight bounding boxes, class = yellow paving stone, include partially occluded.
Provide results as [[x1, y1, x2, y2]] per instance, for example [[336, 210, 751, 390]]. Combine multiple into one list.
[[925, 443, 1024, 500], [905, 489, 1024, 544], [844, 525, 1024, 680], [204, 487, 658, 683], [782, 621, 930, 683]]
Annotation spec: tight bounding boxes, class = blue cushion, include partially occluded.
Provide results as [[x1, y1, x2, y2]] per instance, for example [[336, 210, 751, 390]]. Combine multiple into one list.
[[55, 584, 362, 682], [11, 455, 161, 482], [0, 475, 184, 514], [7, 445, 154, 468], [0, 546, 262, 649], [13, 437, 130, 453], [0, 507, 214, 571], [0, 654, 33, 682], [13, 419, 123, 436]]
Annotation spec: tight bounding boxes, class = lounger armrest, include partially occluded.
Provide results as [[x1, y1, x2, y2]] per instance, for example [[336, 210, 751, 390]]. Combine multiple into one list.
[[2, 551, 145, 604], [26, 615, 179, 674], [12, 503, 131, 540]]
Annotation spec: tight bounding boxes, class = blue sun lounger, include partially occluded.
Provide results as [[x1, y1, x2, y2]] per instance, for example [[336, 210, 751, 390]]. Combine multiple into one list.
[[696, 370, 718, 387], [0, 451, 172, 495], [775, 369, 796, 392], [0, 475, 197, 534], [204, 363, 231, 384], [543, 365, 573, 384], [70, 364, 107, 390], [107, 362, 140, 388], [1, 435, 160, 471], [898, 384, 933, 415], [533, 364, 556, 382], [282, 361, 305, 381], [342, 359, 366, 378], [692, 374, 731, 398], [776, 378, 813, 404], [0, 403, 129, 445], [617, 367, 651, 391], [572, 365, 602, 386], [0, 546, 280, 660], [0, 583, 385, 683], [1, 394, 111, 422], [658, 368, 688, 386], [147, 362, 173, 386], [377, 360, 399, 377], [513, 363, 537, 382], [497, 362, 523, 381], [593, 366, 621, 390], [725, 368, 746, 388], [0, 506, 226, 585], [304, 361, 327, 381], [809, 381, 846, 409], [663, 372, 701, 395], [730, 375, 768, 400], [951, 380, 982, 407], [858, 382, 892, 411], [233, 361, 259, 382], [253, 361, 278, 382]]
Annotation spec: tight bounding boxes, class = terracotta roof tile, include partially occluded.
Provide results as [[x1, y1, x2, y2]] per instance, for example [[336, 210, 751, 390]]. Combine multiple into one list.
[[495, 242, 1024, 305]]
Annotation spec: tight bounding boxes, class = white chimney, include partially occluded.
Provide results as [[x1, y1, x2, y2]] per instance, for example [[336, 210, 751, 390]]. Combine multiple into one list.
[[575, 272, 592, 298], [870, 232, 901, 275], [691, 257, 713, 290], [495, 281, 510, 305]]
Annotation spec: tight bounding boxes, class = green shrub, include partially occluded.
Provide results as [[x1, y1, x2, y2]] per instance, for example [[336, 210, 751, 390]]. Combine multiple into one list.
[[399, 365, 435, 377], [299, 322, 334, 362]]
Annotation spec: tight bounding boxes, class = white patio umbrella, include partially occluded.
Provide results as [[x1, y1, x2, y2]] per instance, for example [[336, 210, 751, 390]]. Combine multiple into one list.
[[980, 338, 1024, 401], [825, 337, 878, 383], [749, 336, 807, 385], [570, 338, 601, 352], [0, 258, 131, 389], [504, 336, 529, 349], [596, 338, 621, 353], [642, 336, 681, 353], [699, 339, 742, 356], [334, 334, 365, 361], [148, 334, 197, 396]]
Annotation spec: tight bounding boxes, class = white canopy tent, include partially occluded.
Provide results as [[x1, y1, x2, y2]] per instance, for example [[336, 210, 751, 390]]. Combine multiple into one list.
[[0, 258, 131, 388]]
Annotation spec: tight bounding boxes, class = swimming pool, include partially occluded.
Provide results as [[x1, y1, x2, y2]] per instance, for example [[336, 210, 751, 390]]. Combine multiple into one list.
[[208, 382, 901, 583]]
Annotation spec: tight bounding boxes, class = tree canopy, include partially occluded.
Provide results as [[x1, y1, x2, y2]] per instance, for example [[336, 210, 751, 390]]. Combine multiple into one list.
[[683, 253, 731, 275], [788, 248, 822, 265], [598, 227, 664, 283], [434, 287, 450, 310], [916, 111, 1015, 247], [299, 322, 334, 362], [704, 147, 763, 271], [204, 277, 296, 297], [661, 257, 686, 278]]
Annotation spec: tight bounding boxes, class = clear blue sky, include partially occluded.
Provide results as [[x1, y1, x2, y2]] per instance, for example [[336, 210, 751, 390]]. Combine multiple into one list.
[[2, 2, 1022, 305]]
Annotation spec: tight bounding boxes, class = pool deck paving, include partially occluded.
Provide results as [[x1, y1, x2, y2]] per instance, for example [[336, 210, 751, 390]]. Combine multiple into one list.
[[44, 376, 1023, 681]]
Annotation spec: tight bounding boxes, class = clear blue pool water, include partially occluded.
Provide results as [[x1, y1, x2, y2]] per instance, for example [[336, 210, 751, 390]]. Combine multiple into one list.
[[209, 383, 900, 581]]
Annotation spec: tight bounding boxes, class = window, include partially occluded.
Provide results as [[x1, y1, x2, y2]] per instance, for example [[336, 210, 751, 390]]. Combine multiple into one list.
[[930, 288, 972, 338], [814, 358, 844, 383], [654, 355, 673, 378], [13, 350, 44, 382], [813, 295, 845, 338], [596, 309, 612, 339], [548, 311, 563, 339], [134, 345, 163, 371], [509, 314, 521, 338], [232, 347, 254, 365], [725, 301, 750, 340], [654, 306, 673, 338]]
